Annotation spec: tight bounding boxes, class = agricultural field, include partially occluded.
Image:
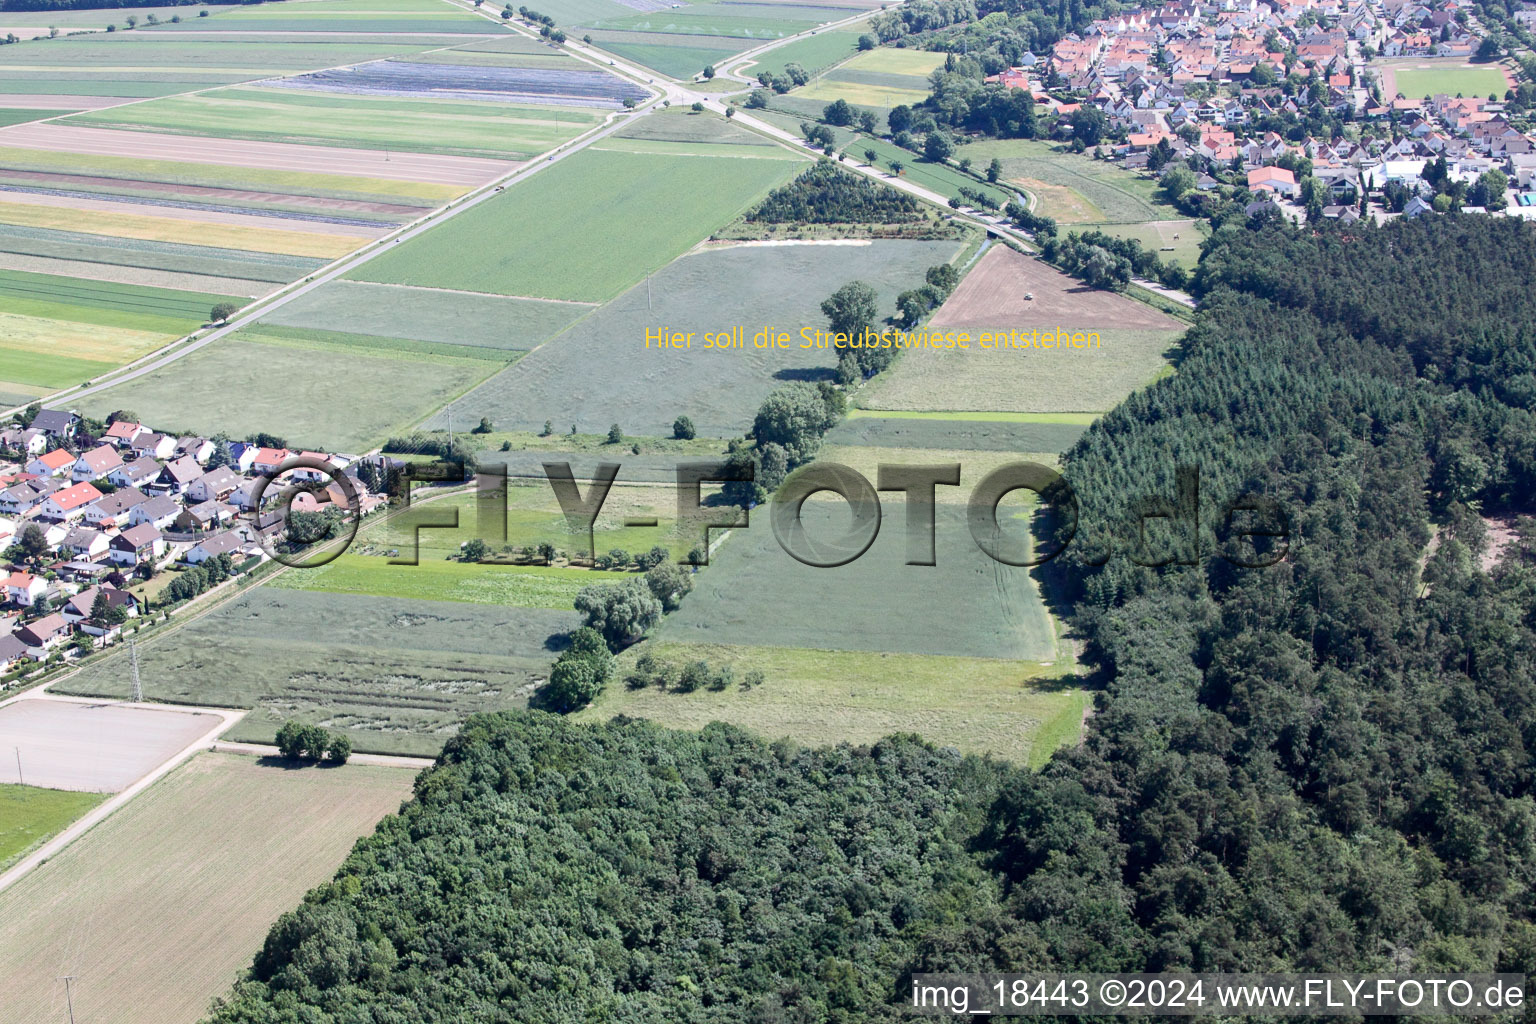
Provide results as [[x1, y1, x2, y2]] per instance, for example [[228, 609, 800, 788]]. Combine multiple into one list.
[[664, 501, 1057, 660], [584, 639, 1088, 767], [258, 280, 590, 351], [740, 25, 864, 80], [0, 784, 104, 872], [857, 244, 1182, 417], [68, 84, 605, 160], [0, 268, 240, 400], [960, 137, 1172, 224], [352, 122, 804, 301], [0, 752, 414, 1024], [77, 324, 508, 451], [149, 0, 497, 34], [276, 57, 648, 107], [1380, 59, 1510, 99], [59, 589, 580, 754], [824, 413, 1090, 452], [580, 32, 746, 78], [0, 698, 222, 792], [428, 238, 964, 437], [793, 45, 943, 108]]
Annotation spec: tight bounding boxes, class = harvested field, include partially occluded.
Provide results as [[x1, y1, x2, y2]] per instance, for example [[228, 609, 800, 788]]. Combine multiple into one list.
[[352, 141, 803, 301], [0, 122, 513, 185], [59, 589, 579, 754], [663, 501, 1057, 660], [276, 58, 648, 107], [586, 640, 1086, 767], [927, 244, 1183, 331], [259, 280, 588, 350], [78, 324, 506, 451], [0, 699, 221, 793], [860, 327, 1181, 414], [0, 751, 414, 1024], [429, 239, 963, 437], [825, 414, 1088, 452]]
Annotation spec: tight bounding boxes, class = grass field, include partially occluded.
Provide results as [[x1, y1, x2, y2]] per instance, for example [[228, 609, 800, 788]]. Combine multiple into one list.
[[0, 106, 65, 127], [0, 784, 104, 872], [58, 589, 579, 754], [0, 752, 413, 1024], [78, 325, 505, 451], [0, 266, 233, 327], [428, 238, 963, 437], [1385, 61, 1509, 99], [270, 553, 600, 607], [256, 281, 590, 351], [584, 640, 1087, 767], [352, 136, 803, 301], [583, 32, 746, 79], [742, 26, 863, 80], [824, 415, 1089, 452], [69, 85, 598, 160], [960, 138, 1170, 224], [1083, 218, 1206, 268], [664, 501, 1056, 660]]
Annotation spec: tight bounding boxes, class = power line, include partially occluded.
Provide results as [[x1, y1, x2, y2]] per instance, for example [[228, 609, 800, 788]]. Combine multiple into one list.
[[130, 640, 142, 704], [58, 976, 77, 1024]]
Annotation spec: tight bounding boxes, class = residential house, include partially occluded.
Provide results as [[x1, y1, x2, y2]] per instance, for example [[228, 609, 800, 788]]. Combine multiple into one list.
[[1248, 165, 1299, 196], [176, 437, 216, 464], [156, 455, 203, 494], [3, 570, 47, 607], [226, 442, 259, 474], [29, 409, 79, 438], [185, 467, 240, 505], [0, 633, 27, 672], [186, 531, 245, 565], [82, 487, 149, 530], [252, 447, 293, 475], [71, 445, 124, 484], [104, 420, 147, 447], [0, 427, 47, 456], [127, 495, 181, 531], [38, 481, 104, 523], [0, 479, 58, 516], [107, 460, 161, 491], [26, 448, 74, 478], [109, 524, 164, 566], [61, 526, 110, 561], [16, 613, 70, 658], [62, 585, 137, 635], [129, 432, 176, 460], [176, 500, 233, 533]]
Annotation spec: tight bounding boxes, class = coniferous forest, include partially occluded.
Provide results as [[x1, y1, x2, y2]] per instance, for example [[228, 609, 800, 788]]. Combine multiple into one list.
[[206, 216, 1536, 1022]]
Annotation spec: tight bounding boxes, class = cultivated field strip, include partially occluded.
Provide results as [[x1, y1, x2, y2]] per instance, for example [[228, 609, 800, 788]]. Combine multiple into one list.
[[0, 752, 414, 1024]]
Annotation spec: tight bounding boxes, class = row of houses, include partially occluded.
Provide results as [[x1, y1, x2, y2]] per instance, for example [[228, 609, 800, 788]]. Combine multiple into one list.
[[0, 410, 385, 675]]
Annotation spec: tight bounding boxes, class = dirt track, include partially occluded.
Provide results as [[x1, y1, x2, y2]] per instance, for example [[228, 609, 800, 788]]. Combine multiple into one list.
[[0, 122, 517, 185], [930, 245, 1183, 331]]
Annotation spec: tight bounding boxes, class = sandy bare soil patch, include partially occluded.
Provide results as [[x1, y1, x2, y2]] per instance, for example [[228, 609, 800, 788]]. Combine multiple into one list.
[[0, 123, 515, 185], [930, 244, 1183, 332], [0, 698, 221, 793]]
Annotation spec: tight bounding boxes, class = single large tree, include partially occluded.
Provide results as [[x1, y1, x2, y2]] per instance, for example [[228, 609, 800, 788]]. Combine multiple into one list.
[[820, 280, 878, 338]]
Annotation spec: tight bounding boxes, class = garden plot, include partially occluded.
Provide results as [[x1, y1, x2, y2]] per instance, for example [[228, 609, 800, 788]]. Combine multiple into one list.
[[0, 699, 221, 793], [274, 58, 648, 107], [58, 590, 580, 756], [429, 239, 963, 438], [0, 752, 414, 1024]]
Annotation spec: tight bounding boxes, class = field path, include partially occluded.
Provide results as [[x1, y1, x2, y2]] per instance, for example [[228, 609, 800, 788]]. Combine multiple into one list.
[[0, 692, 244, 897]]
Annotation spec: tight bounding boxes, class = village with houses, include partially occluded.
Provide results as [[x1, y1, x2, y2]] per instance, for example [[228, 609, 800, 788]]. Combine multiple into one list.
[[0, 408, 387, 680], [989, 0, 1536, 220]]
